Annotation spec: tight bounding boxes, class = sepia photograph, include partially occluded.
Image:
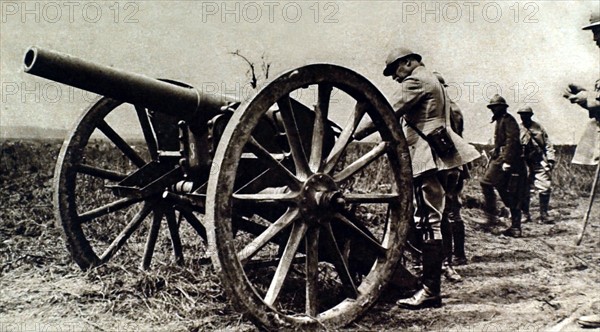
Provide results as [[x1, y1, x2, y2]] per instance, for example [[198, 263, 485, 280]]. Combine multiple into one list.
[[1, 1, 599, 330]]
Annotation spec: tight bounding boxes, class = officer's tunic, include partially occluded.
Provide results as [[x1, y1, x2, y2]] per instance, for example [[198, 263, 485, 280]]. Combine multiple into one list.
[[481, 112, 526, 187], [573, 82, 600, 165], [390, 66, 479, 240], [520, 120, 555, 193]]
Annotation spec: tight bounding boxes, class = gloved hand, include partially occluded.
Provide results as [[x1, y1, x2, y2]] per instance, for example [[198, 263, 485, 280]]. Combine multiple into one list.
[[501, 163, 511, 172], [567, 83, 587, 94], [220, 101, 241, 112], [567, 91, 590, 106]]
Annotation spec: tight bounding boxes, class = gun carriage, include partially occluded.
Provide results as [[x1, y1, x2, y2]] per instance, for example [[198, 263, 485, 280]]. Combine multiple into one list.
[[23, 47, 413, 329]]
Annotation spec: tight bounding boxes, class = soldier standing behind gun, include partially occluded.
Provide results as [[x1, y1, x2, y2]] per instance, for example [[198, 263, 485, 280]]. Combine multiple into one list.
[[433, 72, 469, 278], [562, 10, 600, 329], [371, 48, 479, 309], [517, 106, 556, 224], [481, 95, 527, 237]]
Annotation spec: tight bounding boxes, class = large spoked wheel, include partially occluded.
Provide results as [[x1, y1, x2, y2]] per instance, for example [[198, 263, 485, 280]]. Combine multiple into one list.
[[55, 96, 207, 270], [207, 64, 413, 329]]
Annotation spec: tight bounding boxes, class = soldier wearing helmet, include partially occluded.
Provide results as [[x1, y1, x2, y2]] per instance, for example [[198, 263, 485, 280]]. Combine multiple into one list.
[[481, 94, 527, 237], [433, 72, 469, 280], [562, 10, 600, 329], [563, 12, 600, 164], [381, 48, 480, 309], [517, 106, 556, 224]]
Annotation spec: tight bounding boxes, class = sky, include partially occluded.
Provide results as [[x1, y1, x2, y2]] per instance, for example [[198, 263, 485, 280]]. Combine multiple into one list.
[[1, 0, 599, 143]]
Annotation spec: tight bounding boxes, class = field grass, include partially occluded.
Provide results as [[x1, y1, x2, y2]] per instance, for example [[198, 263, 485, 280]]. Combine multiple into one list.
[[1, 139, 598, 331]]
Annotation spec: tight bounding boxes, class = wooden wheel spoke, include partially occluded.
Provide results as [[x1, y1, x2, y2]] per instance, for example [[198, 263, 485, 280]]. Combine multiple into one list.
[[141, 209, 163, 270], [333, 142, 389, 183], [76, 163, 127, 182], [277, 95, 310, 178], [264, 221, 308, 306], [334, 212, 387, 256], [99, 204, 152, 263], [175, 205, 207, 241], [305, 226, 320, 316], [165, 209, 184, 265], [309, 84, 332, 173], [323, 222, 358, 298], [135, 106, 159, 161], [343, 193, 399, 204], [246, 137, 301, 190], [78, 197, 144, 224], [232, 192, 298, 204], [323, 101, 368, 174], [97, 120, 146, 168], [238, 209, 299, 264], [234, 168, 270, 194]]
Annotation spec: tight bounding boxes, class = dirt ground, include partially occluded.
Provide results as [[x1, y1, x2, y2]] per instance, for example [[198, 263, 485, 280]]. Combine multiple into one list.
[[1, 141, 599, 331]]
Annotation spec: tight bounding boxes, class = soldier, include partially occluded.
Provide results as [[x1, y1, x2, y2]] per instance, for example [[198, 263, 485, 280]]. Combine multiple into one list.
[[433, 72, 469, 282], [481, 95, 527, 237], [517, 106, 556, 224], [565, 78, 600, 165], [563, 11, 600, 329], [378, 48, 479, 309]]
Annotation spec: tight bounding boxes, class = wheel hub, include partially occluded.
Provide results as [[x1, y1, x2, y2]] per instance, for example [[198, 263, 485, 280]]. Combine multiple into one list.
[[299, 173, 344, 223]]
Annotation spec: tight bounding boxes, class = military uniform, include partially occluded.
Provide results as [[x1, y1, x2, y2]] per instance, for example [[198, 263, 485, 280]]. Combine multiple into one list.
[[481, 95, 527, 237], [383, 49, 479, 309], [571, 80, 600, 165], [433, 72, 469, 270], [444, 99, 469, 266], [392, 66, 480, 240], [569, 11, 600, 329], [518, 107, 556, 223]]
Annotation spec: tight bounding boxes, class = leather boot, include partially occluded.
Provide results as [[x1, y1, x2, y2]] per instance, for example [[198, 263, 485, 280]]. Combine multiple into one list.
[[442, 260, 463, 282], [395, 285, 441, 310], [538, 193, 553, 224], [451, 221, 467, 265], [578, 314, 600, 328], [521, 189, 532, 223], [440, 214, 453, 263], [481, 184, 499, 224], [502, 209, 522, 238], [522, 211, 532, 223], [397, 240, 443, 309]]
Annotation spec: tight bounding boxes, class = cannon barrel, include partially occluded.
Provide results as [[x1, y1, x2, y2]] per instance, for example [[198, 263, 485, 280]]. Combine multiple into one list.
[[23, 47, 234, 121]]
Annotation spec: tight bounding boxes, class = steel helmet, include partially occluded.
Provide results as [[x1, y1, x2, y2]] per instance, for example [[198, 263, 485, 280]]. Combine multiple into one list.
[[583, 11, 600, 30], [517, 106, 534, 114], [383, 47, 422, 76], [487, 94, 508, 109]]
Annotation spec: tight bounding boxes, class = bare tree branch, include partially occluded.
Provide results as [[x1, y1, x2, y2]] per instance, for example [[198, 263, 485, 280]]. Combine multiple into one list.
[[230, 50, 258, 89], [230, 50, 272, 89]]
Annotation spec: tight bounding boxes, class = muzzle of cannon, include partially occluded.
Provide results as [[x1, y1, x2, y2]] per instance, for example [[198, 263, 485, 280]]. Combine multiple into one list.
[[23, 47, 415, 330], [24, 47, 234, 123]]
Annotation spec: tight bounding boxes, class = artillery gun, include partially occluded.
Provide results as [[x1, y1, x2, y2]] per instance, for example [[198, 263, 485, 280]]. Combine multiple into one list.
[[23, 47, 413, 329]]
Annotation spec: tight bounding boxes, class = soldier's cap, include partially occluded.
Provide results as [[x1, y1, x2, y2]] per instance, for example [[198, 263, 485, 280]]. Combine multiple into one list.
[[433, 71, 448, 87], [583, 11, 600, 30], [383, 47, 422, 76], [517, 106, 534, 114], [487, 94, 508, 109]]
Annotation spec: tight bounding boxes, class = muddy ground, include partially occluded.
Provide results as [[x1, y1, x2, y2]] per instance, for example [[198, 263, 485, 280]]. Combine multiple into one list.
[[1, 140, 599, 331]]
